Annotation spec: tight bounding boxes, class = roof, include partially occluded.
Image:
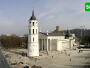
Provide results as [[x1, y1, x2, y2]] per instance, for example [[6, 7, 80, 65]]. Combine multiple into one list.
[[39, 30, 65, 36], [30, 10, 36, 20], [39, 32, 47, 36], [39, 30, 72, 37], [48, 30, 65, 36]]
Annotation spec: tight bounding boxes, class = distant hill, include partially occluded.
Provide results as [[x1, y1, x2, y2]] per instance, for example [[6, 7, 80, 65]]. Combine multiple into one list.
[[50, 28, 90, 38], [70, 29, 90, 37]]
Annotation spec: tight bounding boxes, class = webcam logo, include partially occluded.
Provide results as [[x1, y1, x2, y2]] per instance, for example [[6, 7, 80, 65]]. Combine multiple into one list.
[[85, 2, 90, 11]]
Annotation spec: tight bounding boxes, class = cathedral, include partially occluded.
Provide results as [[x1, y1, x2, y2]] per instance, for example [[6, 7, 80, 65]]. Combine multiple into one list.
[[28, 10, 76, 56]]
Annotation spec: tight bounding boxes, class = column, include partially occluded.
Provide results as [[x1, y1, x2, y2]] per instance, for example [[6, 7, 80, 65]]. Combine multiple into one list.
[[50, 39, 52, 51], [42, 39, 43, 51], [69, 39, 71, 50], [47, 38, 48, 51], [43, 39, 44, 50]]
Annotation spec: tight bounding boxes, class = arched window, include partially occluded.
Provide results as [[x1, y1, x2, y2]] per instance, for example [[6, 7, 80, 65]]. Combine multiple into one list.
[[33, 22, 34, 26], [33, 29, 34, 34]]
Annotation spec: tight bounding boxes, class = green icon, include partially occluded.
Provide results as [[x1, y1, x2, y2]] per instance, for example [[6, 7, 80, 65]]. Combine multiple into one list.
[[85, 2, 90, 11]]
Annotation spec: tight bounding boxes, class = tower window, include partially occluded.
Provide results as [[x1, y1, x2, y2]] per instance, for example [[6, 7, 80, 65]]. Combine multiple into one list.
[[36, 29, 37, 34], [33, 22, 34, 26], [33, 37, 34, 42], [29, 29, 30, 33], [33, 29, 34, 34]]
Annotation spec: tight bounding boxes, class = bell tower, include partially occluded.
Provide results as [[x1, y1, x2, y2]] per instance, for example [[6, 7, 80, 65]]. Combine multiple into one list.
[[28, 10, 39, 56]]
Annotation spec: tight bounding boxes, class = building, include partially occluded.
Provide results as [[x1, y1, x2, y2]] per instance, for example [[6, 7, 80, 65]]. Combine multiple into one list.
[[28, 10, 39, 56], [39, 27, 76, 51], [28, 10, 76, 56]]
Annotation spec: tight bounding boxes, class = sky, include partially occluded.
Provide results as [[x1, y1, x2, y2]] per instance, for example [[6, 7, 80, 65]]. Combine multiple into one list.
[[0, 0, 90, 35]]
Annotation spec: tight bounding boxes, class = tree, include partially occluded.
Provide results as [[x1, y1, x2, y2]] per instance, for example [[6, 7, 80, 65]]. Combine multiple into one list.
[[0, 34, 27, 49]]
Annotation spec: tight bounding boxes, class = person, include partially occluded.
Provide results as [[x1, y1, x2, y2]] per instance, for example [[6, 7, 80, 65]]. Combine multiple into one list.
[[70, 58, 71, 62], [68, 54, 70, 56], [47, 51, 49, 55], [64, 50, 67, 55], [52, 56, 53, 58]]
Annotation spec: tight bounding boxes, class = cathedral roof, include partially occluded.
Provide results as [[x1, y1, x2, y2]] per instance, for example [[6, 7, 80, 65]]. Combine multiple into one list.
[[39, 30, 72, 37], [48, 31, 65, 36], [30, 10, 36, 20], [39, 31, 65, 36]]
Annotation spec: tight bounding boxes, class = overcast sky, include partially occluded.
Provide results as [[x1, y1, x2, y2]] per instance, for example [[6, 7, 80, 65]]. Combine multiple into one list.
[[0, 0, 90, 35]]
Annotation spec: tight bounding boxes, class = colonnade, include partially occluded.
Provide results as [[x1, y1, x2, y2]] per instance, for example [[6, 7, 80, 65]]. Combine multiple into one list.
[[39, 39, 52, 51]]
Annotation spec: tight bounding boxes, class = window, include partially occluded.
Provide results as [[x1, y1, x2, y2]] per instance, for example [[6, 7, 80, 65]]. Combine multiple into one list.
[[29, 29, 30, 33], [33, 37, 34, 42], [33, 22, 34, 26], [33, 29, 34, 34]]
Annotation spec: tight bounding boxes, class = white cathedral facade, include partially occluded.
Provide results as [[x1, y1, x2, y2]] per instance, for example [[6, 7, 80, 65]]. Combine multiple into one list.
[[28, 11, 76, 56]]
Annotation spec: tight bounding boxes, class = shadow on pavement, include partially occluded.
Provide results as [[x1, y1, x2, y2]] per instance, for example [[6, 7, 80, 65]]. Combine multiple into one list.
[[4, 49, 27, 56], [65, 65, 90, 68]]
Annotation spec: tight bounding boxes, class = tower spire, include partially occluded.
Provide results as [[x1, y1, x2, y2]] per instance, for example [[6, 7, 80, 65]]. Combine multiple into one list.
[[32, 9, 34, 16], [30, 9, 36, 20]]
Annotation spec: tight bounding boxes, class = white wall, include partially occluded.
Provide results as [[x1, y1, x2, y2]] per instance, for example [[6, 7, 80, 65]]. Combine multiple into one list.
[[28, 20, 39, 56], [39, 34, 76, 51]]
